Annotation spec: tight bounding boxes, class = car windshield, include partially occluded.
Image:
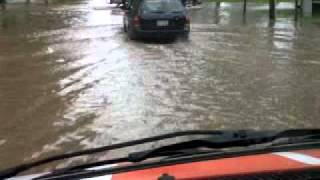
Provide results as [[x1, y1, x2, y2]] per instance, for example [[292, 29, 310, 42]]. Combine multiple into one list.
[[141, 0, 184, 13], [1, 0, 320, 178]]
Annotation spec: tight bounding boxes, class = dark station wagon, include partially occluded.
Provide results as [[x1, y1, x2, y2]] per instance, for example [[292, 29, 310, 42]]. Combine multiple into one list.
[[123, 0, 190, 39]]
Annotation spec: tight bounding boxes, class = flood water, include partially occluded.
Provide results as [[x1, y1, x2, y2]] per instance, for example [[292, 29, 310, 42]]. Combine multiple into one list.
[[1, 0, 320, 172]]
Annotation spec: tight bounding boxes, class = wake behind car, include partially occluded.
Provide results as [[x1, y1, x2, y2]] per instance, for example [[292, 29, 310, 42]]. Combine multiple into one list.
[[123, 0, 190, 40]]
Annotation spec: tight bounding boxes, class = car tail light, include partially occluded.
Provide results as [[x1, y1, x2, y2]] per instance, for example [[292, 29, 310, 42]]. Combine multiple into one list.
[[133, 16, 140, 27]]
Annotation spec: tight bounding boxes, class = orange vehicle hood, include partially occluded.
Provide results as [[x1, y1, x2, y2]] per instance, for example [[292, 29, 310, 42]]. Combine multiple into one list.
[[110, 149, 320, 180]]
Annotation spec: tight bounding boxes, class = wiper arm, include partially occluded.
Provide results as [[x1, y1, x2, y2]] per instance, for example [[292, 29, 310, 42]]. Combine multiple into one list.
[[2, 129, 320, 179], [35, 129, 320, 180], [0, 130, 222, 179], [128, 129, 320, 162], [34, 129, 320, 180]]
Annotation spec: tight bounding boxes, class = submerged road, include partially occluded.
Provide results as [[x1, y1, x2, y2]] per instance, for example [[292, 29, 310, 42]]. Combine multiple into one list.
[[0, 0, 320, 171]]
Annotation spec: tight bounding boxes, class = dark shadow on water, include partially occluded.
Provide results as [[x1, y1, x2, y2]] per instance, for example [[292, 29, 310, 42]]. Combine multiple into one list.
[[268, 19, 275, 28], [0, 0, 5, 11], [242, 14, 247, 25], [1, 18, 8, 29]]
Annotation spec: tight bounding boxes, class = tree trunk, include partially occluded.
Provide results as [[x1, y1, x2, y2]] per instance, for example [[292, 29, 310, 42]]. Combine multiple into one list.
[[269, 0, 276, 20], [216, 1, 220, 8], [243, 0, 247, 15]]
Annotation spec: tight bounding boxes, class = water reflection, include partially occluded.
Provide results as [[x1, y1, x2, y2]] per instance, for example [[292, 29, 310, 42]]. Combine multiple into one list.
[[0, 0, 320, 173]]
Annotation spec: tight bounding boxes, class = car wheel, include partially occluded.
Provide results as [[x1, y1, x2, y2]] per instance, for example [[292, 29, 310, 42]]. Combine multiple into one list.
[[128, 26, 137, 40], [123, 23, 127, 32], [182, 31, 190, 39]]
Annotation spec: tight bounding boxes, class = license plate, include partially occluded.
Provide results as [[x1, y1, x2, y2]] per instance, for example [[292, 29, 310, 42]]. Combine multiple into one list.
[[157, 20, 169, 26]]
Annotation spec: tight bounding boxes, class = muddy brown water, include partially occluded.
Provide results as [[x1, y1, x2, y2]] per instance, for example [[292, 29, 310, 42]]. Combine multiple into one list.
[[0, 0, 320, 173]]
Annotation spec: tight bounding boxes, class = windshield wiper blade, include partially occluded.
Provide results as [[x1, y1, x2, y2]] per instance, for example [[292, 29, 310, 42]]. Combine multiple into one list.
[[0, 130, 223, 179], [128, 129, 320, 162], [36, 142, 320, 180], [2, 129, 320, 179], [34, 129, 320, 180], [36, 130, 320, 180]]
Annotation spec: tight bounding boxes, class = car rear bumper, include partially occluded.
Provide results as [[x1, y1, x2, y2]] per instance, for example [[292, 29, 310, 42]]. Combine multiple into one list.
[[134, 27, 190, 38]]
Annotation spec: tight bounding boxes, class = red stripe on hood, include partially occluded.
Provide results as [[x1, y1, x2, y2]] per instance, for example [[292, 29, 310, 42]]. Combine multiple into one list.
[[112, 150, 320, 180]]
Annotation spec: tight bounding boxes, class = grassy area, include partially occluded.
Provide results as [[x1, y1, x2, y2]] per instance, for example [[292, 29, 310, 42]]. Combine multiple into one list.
[[207, 0, 291, 3]]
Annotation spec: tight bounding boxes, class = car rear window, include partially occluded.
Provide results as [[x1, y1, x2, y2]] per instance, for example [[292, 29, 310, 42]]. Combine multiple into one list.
[[141, 0, 184, 13]]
